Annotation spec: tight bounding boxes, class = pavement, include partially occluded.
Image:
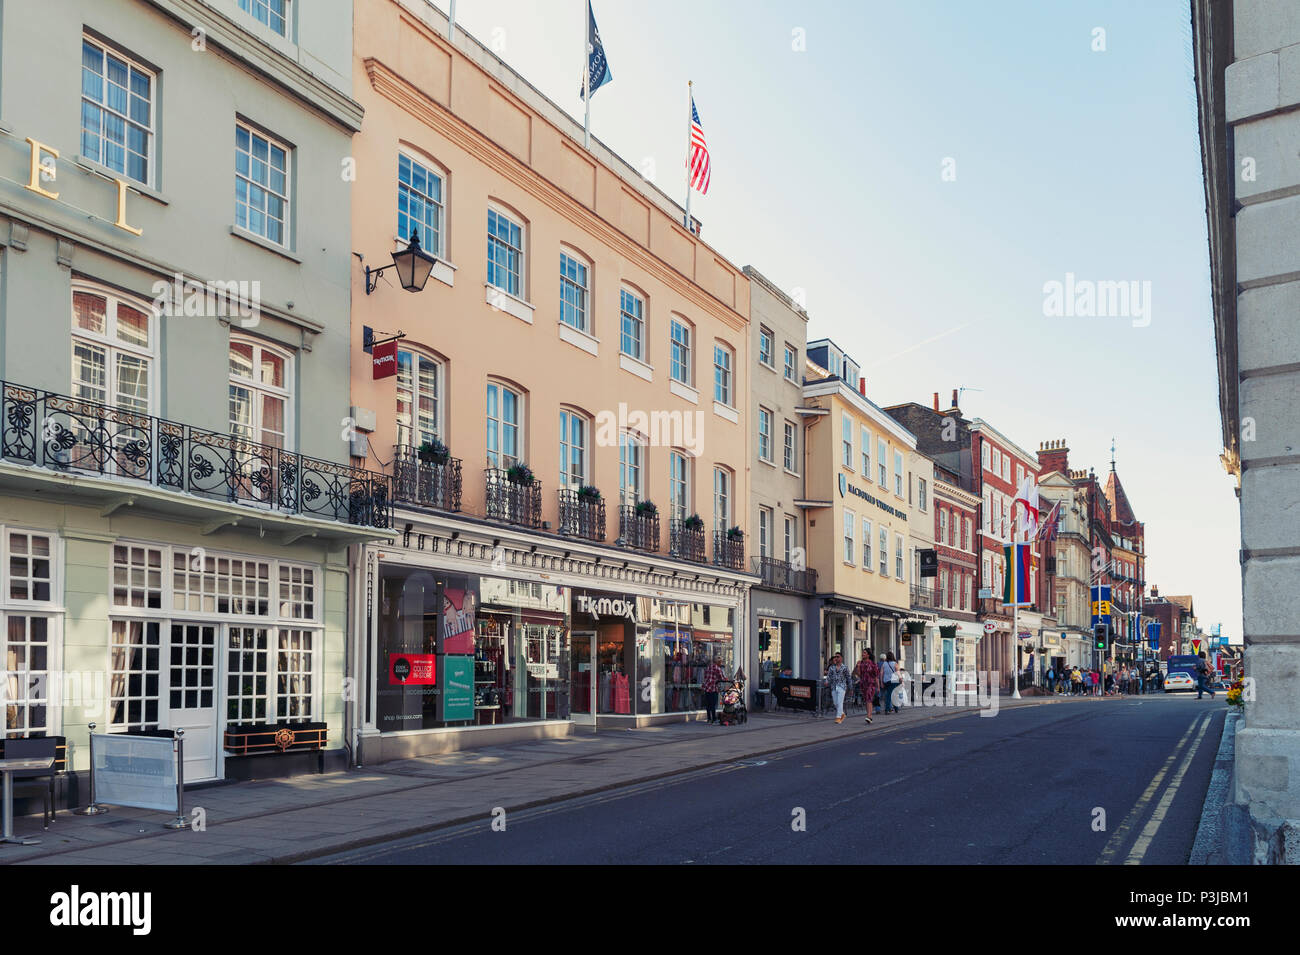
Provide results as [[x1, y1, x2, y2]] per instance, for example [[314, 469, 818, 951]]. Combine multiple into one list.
[[1190, 708, 1240, 864], [4, 692, 1054, 865]]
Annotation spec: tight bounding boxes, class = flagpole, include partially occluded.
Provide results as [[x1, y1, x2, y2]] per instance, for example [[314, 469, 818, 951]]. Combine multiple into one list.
[[583, 1, 591, 150], [1011, 500, 1021, 700], [448, 0, 456, 41], [684, 80, 693, 232]]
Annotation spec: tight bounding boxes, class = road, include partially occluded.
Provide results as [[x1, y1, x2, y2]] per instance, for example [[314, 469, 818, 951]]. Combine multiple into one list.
[[310, 693, 1224, 865]]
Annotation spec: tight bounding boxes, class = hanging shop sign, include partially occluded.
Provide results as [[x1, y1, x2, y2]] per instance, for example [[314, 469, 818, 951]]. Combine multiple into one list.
[[920, 549, 937, 578], [372, 339, 399, 379]]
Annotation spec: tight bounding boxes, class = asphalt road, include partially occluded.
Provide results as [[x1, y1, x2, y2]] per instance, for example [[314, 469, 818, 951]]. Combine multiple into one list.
[[311, 693, 1225, 865]]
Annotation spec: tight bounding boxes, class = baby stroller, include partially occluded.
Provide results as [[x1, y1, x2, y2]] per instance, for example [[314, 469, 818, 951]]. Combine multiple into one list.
[[717, 677, 748, 726]]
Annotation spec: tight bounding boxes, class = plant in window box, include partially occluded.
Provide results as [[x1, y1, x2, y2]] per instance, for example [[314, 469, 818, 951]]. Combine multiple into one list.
[[577, 485, 602, 502], [506, 463, 535, 486], [684, 513, 704, 531], [635, 500, 658, 518], [726, 525, 744, 542], [418, 439, 450, 465]]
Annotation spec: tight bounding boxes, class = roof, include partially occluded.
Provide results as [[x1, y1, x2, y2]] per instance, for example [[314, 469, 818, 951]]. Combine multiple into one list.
[[1104, 470, 1138, 525], [1167, 595, 1195, 615]]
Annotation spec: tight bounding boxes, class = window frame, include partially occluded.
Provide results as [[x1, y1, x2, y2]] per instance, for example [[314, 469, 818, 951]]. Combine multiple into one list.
[[237, 0, 290, 36], [397, 149, 446, 257], [487, 205, 526, 298], [713, 342, 734, 406], [843, 508, 855, 564], [783, 344, 797, 382], [80, 35, 156, 188], [71, 283, 158, 417], [395, 347, 443, 450], [758, 407, 774, 463], [670, 317, 693, 386], [783, 420, 798, 473], [618, 430, 645, 505], [713, 467, 732, 530], [841, 414, 853, 469], [559, 248, 591, 333], [758, 326, 775, 369], [234, 120, 292, 248], [668, 450, 691, 523], [619, 286, 646, 362], [228, 335, 294, 451], [559, 407, 590, 489], [485, 379, 524, 470]]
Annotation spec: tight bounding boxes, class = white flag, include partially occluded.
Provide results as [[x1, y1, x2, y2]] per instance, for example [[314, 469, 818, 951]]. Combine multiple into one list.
[[1014, 477, 1039, 542]]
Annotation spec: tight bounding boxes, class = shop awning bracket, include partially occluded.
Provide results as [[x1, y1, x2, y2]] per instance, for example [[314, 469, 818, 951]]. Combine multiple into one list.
[[201, 516, 240, 536], [100, 495, 136, 517]]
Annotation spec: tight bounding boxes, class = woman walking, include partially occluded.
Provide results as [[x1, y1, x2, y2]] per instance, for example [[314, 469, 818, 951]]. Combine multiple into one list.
[[825, 653, 851, 724], [879, 652, 900, 714], [856, 647, 880, 724]]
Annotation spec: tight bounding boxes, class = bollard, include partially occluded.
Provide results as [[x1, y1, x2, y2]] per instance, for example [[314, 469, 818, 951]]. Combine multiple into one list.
[[73, 722, 109, 816], [163, 729, 190, 830]]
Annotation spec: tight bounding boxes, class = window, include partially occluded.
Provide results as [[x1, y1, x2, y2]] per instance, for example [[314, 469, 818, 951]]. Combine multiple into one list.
[[965, 518, 972, 550], [992, 448, 1001, 476], [229, 338, 291, 449], [669, 451, 690, 522], [619, 432, 644, 504], [861, 428, 871, 477], [487, 208, 524, 296], [173, 552, 270, 616], [713, 468, 731, 529], [940, 570, 948, 607], [918, 479, 927, 512], [843, 509, 855, 564], [396, 349, 441, 449], [759, 507, 772, 558], [879, 528, 889, 576], [939, 510, 948, 546], [486, 381, 522, 469], [277, 629, 314, 719], [713, 344, 733, 405], [842, 414, 853, 468], [758, 408, 773, 462], [238, 0, 288, 35], [783, 420, 797, 472], [896, 534, 904, 579], [72, 286, 155, 416], [109, 619, 160, 731], [235, 122, 290, 246], [878, 438, 888, 487], [620, 289, 645, 360], [559, 252, 589, 332], [559, 409, 588, 488], [862, 517, 872, 569], [278, 565, 317, 620], [80, 37, 154, 186], [894, 451, 904, 497], [784, 515, 795, 562], [398, 152, 443, 254], [670, 319, 693, 385], [759, 327, 774, 367], [112, 543, 162, 610], [169, 623, 216, 711], [983, 489, 993, 533], [783, 345, 796, 381], [227, 626, 269, 721], [982, 442, 991, 472], [1003, 456, 1011, 482], [983, 556, 992, 590]]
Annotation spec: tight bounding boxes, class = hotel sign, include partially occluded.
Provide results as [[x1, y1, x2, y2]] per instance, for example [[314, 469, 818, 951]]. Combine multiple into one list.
[[838, 473, 907, 521], [22, 137, 142, 236]]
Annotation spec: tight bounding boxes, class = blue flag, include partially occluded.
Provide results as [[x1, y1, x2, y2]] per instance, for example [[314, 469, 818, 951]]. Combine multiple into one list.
[[581, 0, 612, 99]]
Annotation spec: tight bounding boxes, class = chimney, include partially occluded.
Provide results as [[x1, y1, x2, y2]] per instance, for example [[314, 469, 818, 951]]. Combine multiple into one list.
[[859, 376, 866, 396], [951, 388, 959, 408], [933, 392, 940, 412], [1038, 438, 1069, 475], [1150, 584, 1159, 599]]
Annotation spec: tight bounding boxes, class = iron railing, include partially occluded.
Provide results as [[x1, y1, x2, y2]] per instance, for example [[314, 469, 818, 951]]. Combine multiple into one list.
[[751, 556, 818, 593], [669, 519, 707, 563], [0, 380, 390, 528], [617, 505, 660, 552], [713, 530, 744, 571], [558, 488, 605, 541], [910, 584, 940, 610], [484, 467, 543, 529], [392, 445, 461, 512]]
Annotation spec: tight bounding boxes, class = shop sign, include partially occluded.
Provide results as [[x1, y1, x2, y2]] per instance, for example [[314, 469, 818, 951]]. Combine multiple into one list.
[[575, 593, 636, 620], [440, 656, 474, 722], [527, 662, 559, 679], [372, 339, 398, 379], [983, 621, 997, 634], [22, 137, 142, 235], [838, 473, 908, 521], [389, 652, 436, 686]]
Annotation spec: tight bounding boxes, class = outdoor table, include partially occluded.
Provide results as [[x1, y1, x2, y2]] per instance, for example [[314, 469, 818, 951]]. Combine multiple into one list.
[[0, 755, 54, 845]]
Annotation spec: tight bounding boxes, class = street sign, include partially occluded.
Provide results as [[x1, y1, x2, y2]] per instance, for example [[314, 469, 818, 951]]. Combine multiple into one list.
[[1191, 638, 1202, 655], [1091, 600, 1111, 617]]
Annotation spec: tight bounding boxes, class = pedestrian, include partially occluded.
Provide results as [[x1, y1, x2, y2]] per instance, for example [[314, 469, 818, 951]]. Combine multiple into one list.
[[1070, 666, 1081, 695], [880, 652, 900, 714], [1195, 651, 1216, 700], [856, 647, 879, 724], [702, 655, 726, 723], [1046, 665, 1056, 695], [825, 652, 851, 724]]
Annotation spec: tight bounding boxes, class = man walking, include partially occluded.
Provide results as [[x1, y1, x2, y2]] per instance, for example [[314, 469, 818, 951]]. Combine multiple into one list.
[[1195, 651, 1217, 700]]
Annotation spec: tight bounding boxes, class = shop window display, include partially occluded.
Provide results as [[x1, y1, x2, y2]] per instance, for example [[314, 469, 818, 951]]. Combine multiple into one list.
[[477, 577, 570, 723], [640, 599, 734, 714], [757, 618, 798, 689]]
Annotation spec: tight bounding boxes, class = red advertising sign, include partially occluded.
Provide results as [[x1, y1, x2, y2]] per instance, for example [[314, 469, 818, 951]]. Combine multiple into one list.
[[373, 339, 398, 379], [389, 652, 436, 686], [440, 587, 477, 655]]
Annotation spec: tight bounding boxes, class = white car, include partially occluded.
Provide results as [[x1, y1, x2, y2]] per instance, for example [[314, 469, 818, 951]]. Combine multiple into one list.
[[1164, 671, 1195, 692]]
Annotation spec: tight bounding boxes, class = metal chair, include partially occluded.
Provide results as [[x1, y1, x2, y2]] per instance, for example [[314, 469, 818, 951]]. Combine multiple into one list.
[[5, 737, 57, 829]]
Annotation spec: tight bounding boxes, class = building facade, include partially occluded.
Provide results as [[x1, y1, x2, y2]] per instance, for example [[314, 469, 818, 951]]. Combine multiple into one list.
[[744, 268, 814, 697], [931, 464, 981, 679], [0, 0, 386, 789], [1036, 444, 1092, 668], [345, 0, 753, 759]]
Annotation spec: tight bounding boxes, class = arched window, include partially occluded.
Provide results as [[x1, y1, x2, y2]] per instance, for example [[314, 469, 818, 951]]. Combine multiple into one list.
[[229, 336, 292, 449], [713, 466, 733, 529], [619, 431, 645, 504], [486, 379, 523, 469], [559, 407, 590, 488], [396, 348, 442, 449], [668, 449, 691, 522], [71, 283, 156, 414]]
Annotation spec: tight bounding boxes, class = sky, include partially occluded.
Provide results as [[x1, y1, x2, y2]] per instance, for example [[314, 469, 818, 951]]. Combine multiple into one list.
[[427, 0, 1241, 638]]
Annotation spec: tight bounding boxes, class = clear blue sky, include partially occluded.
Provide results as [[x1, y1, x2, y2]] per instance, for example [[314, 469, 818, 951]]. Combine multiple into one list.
[[430, 0, 1240, 638]]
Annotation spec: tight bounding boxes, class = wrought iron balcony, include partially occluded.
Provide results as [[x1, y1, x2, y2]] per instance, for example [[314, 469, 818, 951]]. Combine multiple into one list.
[[617, 505, 660, 552], [0, 380, 390, 528], [713, 530, 744, 571], [392, 445, 461, 512], [484, 467, 543, 529], [558, 488, 606, 542], [752, 556, 818, 594], [910, 584, 940, 610], [669, 519, 707, 563]]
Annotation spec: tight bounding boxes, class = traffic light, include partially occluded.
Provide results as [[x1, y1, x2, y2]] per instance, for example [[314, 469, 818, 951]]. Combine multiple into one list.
[[1094, 623, 1108, 650]]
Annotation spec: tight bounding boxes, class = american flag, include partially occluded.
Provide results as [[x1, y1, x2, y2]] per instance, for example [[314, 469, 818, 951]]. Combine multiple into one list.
[[689, 95, 710, 195]]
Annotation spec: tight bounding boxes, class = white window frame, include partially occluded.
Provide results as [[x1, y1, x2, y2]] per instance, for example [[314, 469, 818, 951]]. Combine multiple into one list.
[[559, 249, 591, 333], [862, 517, 872, 570], [918, 478, 927, 512], [894, 450, 904, 497], [487, 205, 526, 298], [71, 283, 158, 417], [878, 438, 888, 488], [619, 431, 645, 505], [896, 533, 905, 580], [861, 427, 871, 477], [229, 335, 294, 450], [783, 420, 798, 473], [713, 467, 732, 530], [758, 327, 775, 368], [758, 407, 774, 463], [843, 508, 855, 564], [670, 318, 693, 386], [620, 287, 646, 362], [669, 450, 691, 523], [395, 348, 443, 449], [486, 380, 523, 469], [713, 342, 734, 406], [842, 414, 853, 468], [559, 408, 590, 489], [879, 527, 889, 577], [783, 344, 796, 381], [759, 506, 772, 558], [397, 149, 445, 256], [80, 35, 155, 188], [238, 0, 290, 36], [235, 120, 291, 248]]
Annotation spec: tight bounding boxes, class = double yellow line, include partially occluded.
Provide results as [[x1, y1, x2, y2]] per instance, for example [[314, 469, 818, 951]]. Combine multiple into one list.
[[1097, 712, 1213, 865]]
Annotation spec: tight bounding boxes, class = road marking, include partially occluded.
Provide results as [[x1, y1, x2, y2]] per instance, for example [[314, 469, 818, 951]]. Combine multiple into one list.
[[1124, 714, 1212, 865], [1097, 714, 1205, 865]]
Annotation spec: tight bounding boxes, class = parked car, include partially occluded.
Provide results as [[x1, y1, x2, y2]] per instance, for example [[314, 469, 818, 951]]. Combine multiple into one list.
[[1164, 671, 1195, 692]]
